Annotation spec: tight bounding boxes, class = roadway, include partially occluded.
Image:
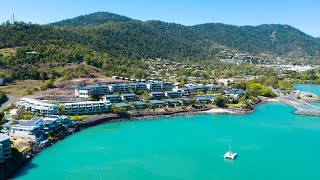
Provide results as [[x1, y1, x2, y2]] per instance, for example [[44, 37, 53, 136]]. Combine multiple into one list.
[[0, 95, 14, 111]]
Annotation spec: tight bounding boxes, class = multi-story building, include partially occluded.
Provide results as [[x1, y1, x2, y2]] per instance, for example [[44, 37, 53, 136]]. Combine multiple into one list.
[[10, 124, 44, 142], [9, 116, 74, 140], [164, 91, 180, 98], [16, 98, 60, 116], [0, 134, 12, 163], [64, 101, 112, 115], [132, 101, 147, 109], [113, 103, 131, 110], [75, 84, 109, 98], [146, 82, 173, 92], [108, 83, 147, 93], [103, 95, 120, 103], [149, 100, 165, 108], [149, 92, 165, 100], [120, 94, 137, 101]]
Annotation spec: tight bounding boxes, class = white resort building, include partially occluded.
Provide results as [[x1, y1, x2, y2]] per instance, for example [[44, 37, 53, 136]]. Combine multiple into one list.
[[64, 101, 112, 115], [16, 98, 60, 116], [75, 84, 109, 98]]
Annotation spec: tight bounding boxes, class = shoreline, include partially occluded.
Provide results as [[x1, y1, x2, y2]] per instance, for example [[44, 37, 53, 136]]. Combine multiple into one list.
[[5, 99, 267, 179]]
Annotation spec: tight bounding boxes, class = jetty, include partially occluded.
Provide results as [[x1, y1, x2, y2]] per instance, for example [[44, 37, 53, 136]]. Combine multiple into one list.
[[278, 95, 320, 116]]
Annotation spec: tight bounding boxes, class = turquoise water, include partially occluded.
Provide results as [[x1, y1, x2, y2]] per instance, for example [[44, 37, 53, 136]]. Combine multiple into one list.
[[13, 102, 320, 180], [294, 84, 320, 106], [294, 83, 320, 96]]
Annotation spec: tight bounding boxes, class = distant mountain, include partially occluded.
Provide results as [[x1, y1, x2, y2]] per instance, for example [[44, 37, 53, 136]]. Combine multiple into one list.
[[51, 12, 135, 27], [1, 12, 320, 61], [1, 12, 320, 81], [49, 12, 320, 59]]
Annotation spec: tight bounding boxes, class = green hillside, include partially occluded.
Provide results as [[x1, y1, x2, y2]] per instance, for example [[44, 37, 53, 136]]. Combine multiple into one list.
[[0, 12, 320, 82]]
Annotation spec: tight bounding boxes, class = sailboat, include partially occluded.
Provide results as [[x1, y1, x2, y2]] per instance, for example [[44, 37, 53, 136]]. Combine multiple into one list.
[[224, 137, 237, 160]]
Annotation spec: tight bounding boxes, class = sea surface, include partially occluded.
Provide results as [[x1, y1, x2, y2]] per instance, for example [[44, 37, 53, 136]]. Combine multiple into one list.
[[294, 83, 320, 106], [13, 85, 320, 180]]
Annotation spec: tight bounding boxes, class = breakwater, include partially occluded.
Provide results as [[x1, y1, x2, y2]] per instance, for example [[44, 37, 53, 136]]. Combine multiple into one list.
[[278, 97, 320, 116]]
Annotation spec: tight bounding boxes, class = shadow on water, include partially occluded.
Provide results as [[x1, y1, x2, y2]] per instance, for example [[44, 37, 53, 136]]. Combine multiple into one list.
[[8, 162, 38, 179]]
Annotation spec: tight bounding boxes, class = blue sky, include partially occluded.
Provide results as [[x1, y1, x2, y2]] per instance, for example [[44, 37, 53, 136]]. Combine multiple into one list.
[[1, 0, 319, 37]]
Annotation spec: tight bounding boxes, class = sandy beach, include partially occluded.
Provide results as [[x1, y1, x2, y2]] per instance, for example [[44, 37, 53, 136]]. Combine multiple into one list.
[[204, 108, 236, 114]]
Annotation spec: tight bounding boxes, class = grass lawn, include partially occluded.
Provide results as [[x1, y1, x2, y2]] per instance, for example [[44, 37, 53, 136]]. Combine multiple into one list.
[[227, 103, 245, 108]]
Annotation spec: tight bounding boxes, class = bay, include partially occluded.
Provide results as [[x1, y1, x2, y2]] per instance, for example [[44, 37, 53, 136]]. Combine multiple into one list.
[[13, 85, 320, 180]]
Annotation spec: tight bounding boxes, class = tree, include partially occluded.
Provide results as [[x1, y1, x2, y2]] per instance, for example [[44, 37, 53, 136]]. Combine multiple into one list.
[[0, 111, 6, 125], [214, 96, 226, 108], [59, 106, 65, 115], [112, 106, 127, 114]]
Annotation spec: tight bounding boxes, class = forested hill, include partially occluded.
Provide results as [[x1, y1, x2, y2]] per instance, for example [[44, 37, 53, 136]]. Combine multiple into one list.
[[1, 12, 320, 81], [49, 12, 320, 58], [51, 12, 135, 27]]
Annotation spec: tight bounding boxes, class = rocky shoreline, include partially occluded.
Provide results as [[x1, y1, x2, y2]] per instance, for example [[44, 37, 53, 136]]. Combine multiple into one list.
[[74, 105, 256, 131]]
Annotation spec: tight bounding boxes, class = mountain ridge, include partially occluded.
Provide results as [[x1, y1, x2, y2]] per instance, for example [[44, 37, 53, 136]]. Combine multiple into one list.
[[48, 12, 320, 59], [0, 11, 319, 62]]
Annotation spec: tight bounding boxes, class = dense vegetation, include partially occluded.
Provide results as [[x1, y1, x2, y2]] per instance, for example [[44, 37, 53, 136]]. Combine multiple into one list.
[[1, 12, 320, 82], [0, 91, 8, 105]]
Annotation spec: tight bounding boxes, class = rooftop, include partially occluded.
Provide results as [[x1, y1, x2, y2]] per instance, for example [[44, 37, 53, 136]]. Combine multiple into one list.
[[149, 100, 165, 104], [0, 133, 10, 142], [164, 99, 180, 103], [65, 101, 110, 105], [19, 98, 59, 108], [77, 84, 107, 89], [103, 95, 120, 98], [113, 103, 131, 107], [121, 94, 136, 97], [133, 101, 147, 105], [149, 92, 165, 95]]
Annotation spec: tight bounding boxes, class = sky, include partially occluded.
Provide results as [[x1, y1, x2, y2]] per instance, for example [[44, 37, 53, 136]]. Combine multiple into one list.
[[0, 0, 319, 37]]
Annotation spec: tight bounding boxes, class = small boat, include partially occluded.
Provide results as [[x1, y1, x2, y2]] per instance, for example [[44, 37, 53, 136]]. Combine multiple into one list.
[[224, 137, 237, 160]]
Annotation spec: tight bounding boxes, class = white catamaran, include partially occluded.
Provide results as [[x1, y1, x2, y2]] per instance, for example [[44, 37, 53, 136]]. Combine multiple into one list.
[[224, 137, 237, 160]]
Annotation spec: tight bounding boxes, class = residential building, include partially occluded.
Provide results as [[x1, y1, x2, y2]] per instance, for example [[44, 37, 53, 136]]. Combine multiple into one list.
[[120, 94, 137, 101], [10, 124, 44, 142], [179, 87, 195, 96], [146, 82, 173, 92], [164, 91, 180, 98], [176, 98, 194, 106], [64, 101, 112, 115], [103, 95, 120, 103], [225, 89, 245, 97], [16, 98, 60, 116], [206, 85, 222, 91], [0, 134, 12, 163], [113, 103, 131, 110], [41, 115, 74, 134], [195, 96, 212, 104], [164, 99, 180, 107], [108, 83, 147, 93], [75, 84, 109, 98], [132, 101, 147, 109], [149, 100, 165, 108], [149, 92, 165, 100], [10, 116, 74, 140]]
